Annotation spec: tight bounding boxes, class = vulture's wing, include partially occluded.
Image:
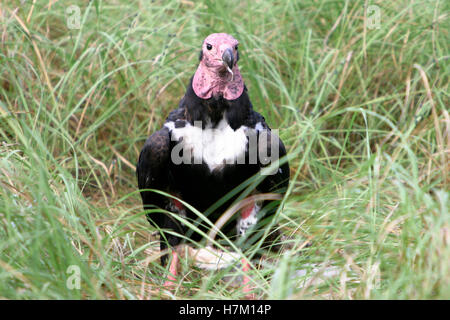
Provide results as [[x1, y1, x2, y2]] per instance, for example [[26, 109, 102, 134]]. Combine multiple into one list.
[[251, 111, 290, 194], [136, 126, 171, 228]]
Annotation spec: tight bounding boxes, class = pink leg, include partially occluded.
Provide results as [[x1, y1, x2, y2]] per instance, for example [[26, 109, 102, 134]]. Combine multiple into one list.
[[240, 201, 257, 299], [242, 258, 250, 291], [242, 258, 256, 299], [163, 250, 179, 288], [163, 197, 184, 289]]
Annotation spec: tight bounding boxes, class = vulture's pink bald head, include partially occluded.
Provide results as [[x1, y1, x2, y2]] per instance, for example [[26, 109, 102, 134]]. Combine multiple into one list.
[[193, 33, 244, 100]]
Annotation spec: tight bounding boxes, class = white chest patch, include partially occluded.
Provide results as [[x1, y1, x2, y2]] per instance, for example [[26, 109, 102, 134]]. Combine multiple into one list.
[[165, 117, 248, 171]]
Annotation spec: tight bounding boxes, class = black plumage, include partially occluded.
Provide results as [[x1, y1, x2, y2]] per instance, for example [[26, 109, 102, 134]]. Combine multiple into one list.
[[137, 79, 289, 261]]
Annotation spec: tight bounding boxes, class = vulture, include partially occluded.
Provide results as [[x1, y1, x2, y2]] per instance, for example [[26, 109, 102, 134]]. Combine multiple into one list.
[[136, 33, 289, 295]]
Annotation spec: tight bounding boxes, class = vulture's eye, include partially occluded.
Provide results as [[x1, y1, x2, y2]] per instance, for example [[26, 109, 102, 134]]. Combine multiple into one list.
[[206, 43, 212, 50]]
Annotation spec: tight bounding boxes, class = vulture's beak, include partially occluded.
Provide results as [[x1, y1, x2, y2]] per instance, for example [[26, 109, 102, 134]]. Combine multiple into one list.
[[222, 48, 234, 70]]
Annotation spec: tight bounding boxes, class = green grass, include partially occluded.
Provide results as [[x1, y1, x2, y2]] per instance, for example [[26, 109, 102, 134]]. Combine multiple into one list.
[[0, 0, 448, 299]]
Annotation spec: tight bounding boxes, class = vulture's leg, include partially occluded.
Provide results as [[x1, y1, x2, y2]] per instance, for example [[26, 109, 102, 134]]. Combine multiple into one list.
[[163, 249, 179, 288], [237, 200, 260, 299], [241, 258, 251, 293], [161, 197, 186, 289]]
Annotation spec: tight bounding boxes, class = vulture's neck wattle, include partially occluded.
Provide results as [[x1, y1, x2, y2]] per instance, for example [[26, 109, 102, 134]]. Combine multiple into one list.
[[192, 62, 244, 101]]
